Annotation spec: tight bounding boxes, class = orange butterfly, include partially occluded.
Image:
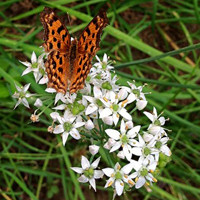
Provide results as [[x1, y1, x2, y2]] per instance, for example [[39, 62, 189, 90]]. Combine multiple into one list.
[[40, 7, 109, 94]]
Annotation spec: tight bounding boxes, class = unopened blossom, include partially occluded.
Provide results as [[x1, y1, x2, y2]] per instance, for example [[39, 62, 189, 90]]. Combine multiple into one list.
[[89, 145, 100, 155], [105, 120, 141, 160], [34, 98, 43, 107], [130, 157, 157, 189], [12, 83, 33, 109], [103, 162, 134, 196], [71, 156, 104, 191], [53, 110, 85, 145], [144, 107, 166, 135], [85, 119, 94, 130]]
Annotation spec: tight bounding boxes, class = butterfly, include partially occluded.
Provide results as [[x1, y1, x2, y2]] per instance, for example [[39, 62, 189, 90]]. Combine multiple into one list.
[[40, 7, 109, 94]]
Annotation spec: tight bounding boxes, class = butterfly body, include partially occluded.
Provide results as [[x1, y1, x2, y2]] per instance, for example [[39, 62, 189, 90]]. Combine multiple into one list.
[[40, 7, 108, 94]]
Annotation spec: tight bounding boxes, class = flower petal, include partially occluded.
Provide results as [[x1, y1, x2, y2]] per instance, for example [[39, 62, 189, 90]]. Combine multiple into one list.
[[115, 180, 124, 196], [119, 108, 132, 120], [81, 156, 90, 170], [135, 176, 146, 189], [102, 168, 114, 177], [89, 178, 96, 191], [31, 51, 37, 63], [78, 175, 88, 183], [94, 170, 104, 179], [91, 157, 101, 169], [110, 141, 121, 152], [62, 132, 69, 145], [53, 124, 64, 134], [70, 167, 83, 174], [99, 108, 112, 118], [70, 128, 81, 140], [105, 129, 120, 140]]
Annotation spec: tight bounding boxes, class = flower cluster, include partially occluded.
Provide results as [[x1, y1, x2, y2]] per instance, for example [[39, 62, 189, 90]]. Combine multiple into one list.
[[13, 51, 171, 197]]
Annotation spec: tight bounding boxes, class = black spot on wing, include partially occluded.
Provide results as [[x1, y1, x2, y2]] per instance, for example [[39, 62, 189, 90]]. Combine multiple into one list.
[[57, 42, 61, 49], [85, 27, 91, 36], [58, 67, 63, 73], [57, 25, 65, 34], [59, 57, 63, 65]]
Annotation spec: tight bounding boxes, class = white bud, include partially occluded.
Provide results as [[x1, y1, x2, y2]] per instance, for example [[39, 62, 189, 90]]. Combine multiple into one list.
[[103, 138, 116, 150], [136, 100, 147, 110], [89, 145, 100, 155], [34, 98, 43, 107], [117, 151, 125, 159], [148, 125, 161, 135], [85, 119, 94, 130], [125, 121, 133, 129]]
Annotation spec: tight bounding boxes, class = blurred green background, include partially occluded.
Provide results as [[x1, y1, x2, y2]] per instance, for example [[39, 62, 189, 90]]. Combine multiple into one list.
[[0, 0, 200, 199]]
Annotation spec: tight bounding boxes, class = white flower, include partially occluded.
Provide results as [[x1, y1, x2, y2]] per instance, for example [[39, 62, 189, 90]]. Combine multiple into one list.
[[103, 162, 134, 196], [20, 52, 46, 83], [84, 86, 104, 115], [53, 110, 85, 145], [131, 135, 158, 162], [100, 90, 131, 125], [12, 83, 33, 109], [34, 98, 43, 107], [71, 156, 104, 191], [144, 107, 166, 135], [130, 157, 157, 189], [94, 54, 114, 71], [125, 81, 148, 110], [89, 145, 100, 155], [105, 120, 140, 160], [20, 52, 38, 76], [154, 137, 171, 156]]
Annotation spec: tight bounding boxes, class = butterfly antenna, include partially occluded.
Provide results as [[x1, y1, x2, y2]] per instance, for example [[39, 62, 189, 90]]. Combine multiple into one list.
[[67, 12, 72, 26]]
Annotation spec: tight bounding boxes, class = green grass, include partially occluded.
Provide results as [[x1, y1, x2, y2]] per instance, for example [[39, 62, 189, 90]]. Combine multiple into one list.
[[0, 0, 200, 199]]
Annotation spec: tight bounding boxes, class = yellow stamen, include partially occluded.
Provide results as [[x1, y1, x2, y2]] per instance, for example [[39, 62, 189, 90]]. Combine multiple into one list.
[[111, 173, 115, 177], [124, 174, 128, 178], [125, 125, 128, 130], [122, 144, 124, 148], [117, 165, 121, 170], [116, 114, 120, 118], [120, 182, 124, 186], [153, 178, 157, 182], [115, 94, 118, 99], [122, 99, 128, 107], [135, 177, 138, 182], [145, 182, 150, 186], [108, 181, 113, 187], [103, 97, 108, 102], [149, 169, 154, 173], [128, 180, 134, 185]]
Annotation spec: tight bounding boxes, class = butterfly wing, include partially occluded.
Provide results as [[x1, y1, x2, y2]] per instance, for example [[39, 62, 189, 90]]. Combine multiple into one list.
[[69, 10, 109, 93], [40, 7, 71, 93], [40, 7, 71, 53]]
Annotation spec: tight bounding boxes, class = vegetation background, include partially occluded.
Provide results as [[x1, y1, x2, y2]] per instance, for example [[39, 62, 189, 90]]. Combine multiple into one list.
[[0, 0, 200, 199]]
